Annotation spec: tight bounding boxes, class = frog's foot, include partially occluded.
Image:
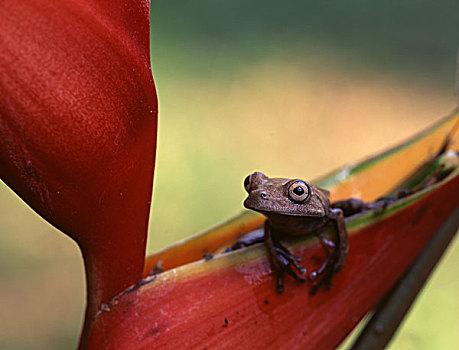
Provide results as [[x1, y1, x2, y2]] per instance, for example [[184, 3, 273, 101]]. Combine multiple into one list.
[[270, 244, 308, 293], [273, 244, 308, 276], [308, 236, 342, 295], [264, 222, 307, 293], [308, 232, 336, 285], [308, 254, 337, 295], [309, 209, 348, 295]]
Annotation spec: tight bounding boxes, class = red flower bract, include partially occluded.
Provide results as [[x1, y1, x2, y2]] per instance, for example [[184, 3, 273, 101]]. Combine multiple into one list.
[[0, 0, 157, 341]]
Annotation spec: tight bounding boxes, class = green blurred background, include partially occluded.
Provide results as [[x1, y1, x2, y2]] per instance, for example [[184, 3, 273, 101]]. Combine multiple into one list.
[[1, 0, 458, 348]]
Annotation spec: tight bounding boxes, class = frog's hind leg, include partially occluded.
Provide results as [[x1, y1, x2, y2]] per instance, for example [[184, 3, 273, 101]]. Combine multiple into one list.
[[331, 198, 365, 217], [263, 220, 307, 293], [309, 208, 349, 295]]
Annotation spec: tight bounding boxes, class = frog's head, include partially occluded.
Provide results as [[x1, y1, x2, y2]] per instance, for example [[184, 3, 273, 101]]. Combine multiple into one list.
[[243, 172, 329, 217]]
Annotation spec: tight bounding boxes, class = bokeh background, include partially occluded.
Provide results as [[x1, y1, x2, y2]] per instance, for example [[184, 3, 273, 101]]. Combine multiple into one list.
[[1, 0, 458, 349]]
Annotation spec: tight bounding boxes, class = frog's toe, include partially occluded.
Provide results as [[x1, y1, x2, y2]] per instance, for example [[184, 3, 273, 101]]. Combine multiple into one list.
[[310, 274, 329, 295], [275, 256, 307, 288], [285, 267, 307, 282], [309, 262, 336, 294], [273, 247, 307, 275], [309, 284, 319, 295], [276, 275, 284, 294], [265, 233, 308, 291], [309, 270, 319, 280], [309, 258, 329, 280], [288, 258, 307, 276]]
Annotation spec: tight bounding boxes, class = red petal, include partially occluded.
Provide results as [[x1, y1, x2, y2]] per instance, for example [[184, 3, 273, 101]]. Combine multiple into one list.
[[85, 173, 459, 349], [0, 0, 157, 321]]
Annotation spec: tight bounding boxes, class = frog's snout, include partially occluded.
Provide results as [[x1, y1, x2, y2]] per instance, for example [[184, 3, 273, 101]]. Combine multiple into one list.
[[243, 190, 269, 211]]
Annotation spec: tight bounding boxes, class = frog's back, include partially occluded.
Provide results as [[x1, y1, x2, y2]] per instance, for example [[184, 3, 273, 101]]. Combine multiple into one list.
[[309, 184, 331, 213]]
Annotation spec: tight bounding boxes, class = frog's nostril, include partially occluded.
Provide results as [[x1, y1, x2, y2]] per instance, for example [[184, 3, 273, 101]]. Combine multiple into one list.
[[260, 192, 268, 200]]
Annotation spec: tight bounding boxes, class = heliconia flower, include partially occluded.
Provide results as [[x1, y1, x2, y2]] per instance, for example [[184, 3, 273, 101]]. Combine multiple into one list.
[[86, 113, 458, 349], [0, 0, 157, 344], [1, 1, 458, 349]]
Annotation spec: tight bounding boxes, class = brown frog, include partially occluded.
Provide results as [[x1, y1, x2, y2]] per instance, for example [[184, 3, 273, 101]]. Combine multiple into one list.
[[243, 172, 349, 294]]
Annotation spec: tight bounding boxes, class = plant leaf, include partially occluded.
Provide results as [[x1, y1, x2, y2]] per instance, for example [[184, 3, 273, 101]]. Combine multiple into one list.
[[87, 169, 459, 349], [143, 110, 458, 275], [85, 112, 458, 349]]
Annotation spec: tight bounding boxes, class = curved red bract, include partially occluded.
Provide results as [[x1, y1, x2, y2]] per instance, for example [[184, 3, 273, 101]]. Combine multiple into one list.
[[0, 0, 157, 341], [86, 174, 459, 350], [2, 1, 458, 349]]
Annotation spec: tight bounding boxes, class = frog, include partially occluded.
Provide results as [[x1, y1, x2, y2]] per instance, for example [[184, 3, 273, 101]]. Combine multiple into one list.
[[243, 172, 349, 294]]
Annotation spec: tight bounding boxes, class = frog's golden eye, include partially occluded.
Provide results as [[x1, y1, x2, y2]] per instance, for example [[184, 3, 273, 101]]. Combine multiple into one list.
[[287, 180, 310, 203], [244, 175, 252, 192]]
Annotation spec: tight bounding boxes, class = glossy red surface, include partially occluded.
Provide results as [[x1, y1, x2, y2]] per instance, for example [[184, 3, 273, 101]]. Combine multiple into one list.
[[86, 175, 458, 349], [0, 0, 157, 340]]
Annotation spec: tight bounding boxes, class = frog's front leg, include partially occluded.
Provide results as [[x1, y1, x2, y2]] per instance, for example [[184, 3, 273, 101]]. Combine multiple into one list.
[[263, 220, 307, 293], [310, 208, 348, 294], [330, 208, 348, 271]]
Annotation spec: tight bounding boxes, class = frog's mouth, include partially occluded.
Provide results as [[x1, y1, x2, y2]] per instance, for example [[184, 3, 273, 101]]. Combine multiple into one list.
[[243, 196, 326, 217]]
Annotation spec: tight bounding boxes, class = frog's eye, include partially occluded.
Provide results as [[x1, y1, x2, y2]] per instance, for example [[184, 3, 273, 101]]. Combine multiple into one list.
[[287, 180, 310, 203], [244, 175, 252, 192]]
